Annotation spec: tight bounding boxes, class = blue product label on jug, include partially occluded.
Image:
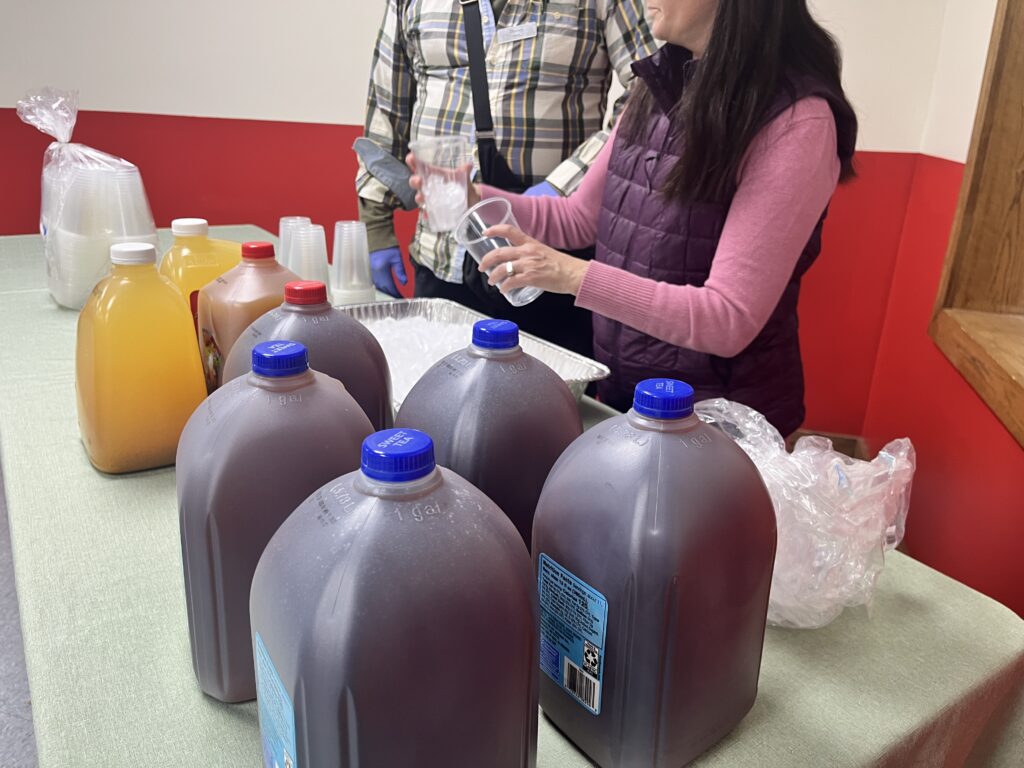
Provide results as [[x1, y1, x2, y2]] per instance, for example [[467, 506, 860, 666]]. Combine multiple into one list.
[[538, 553, 608, 715], [255, 633, 298, 768]]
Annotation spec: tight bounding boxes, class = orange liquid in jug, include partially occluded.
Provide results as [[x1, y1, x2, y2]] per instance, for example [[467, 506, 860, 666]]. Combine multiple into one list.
[[76, 246, 207, 473]]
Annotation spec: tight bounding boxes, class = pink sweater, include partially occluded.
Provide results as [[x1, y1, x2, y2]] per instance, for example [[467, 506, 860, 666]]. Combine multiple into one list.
[[481, 97, 840, 357]]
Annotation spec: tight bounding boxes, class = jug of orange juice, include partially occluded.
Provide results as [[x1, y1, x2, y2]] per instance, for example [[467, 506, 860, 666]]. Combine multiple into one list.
[[197, 241, 298, 391], [159, 218, 240, 331], [76, 242, 206, 473]]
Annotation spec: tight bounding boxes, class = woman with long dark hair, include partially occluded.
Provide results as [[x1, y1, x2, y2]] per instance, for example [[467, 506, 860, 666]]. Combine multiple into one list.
[[414, 0, 858, 435]]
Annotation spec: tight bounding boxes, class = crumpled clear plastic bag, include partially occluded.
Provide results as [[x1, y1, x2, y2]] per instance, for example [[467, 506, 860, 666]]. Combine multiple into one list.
[[17, 87, 158, 309], [695, 399, 916, 629]]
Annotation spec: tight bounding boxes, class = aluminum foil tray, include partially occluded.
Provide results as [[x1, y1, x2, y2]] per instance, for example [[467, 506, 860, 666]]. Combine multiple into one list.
[[338, 298, 610, 408]]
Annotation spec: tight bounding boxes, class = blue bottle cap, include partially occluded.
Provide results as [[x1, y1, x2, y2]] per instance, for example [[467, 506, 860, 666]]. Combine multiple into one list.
[[251, 340, 309, 378], [632, 378, 695, 419], [361, 429, 436, 482], [472, 319, 519, 350]]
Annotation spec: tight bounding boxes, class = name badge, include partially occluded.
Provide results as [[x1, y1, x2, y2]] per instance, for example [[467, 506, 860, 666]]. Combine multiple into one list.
[[496, 22, 538, 45]]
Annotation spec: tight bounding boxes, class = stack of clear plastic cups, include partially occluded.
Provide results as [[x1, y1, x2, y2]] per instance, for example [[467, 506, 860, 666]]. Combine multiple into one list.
[[288, 223, 333, 303], [277, 215, 311, 271], [331, 221, 377, 305], [454, 198, 542, 307], [48, 164, 158, 309], [40, 162, 61, 239], [409, 135, 469, 232]]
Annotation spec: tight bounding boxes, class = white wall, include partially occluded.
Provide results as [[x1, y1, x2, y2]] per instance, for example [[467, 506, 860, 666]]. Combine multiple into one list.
[[811, 0, 948, 153], [0, 0, 997, 160], [920, 0, 999, 162], [0, 0, 382, 125]]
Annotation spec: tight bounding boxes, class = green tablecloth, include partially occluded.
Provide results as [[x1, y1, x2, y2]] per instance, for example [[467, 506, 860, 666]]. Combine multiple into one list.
[[1, 226, 1022, 767]]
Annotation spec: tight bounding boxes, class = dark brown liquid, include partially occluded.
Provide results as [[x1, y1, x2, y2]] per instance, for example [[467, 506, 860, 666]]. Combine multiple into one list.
[[177, 369, 373, 702], [532, 410, 776, 767], [395, 343, 582, 545], [222, 300, 393, 430], [251, 466, 539, 766]]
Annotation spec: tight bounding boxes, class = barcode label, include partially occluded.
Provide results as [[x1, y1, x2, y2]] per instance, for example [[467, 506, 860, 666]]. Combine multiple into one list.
[[539, 554, 608, 715], [254, 633, 298, 768], [564, 657, 600, 712]]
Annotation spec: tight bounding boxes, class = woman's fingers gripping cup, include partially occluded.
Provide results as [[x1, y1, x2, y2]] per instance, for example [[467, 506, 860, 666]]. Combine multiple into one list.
[[453, 198, 543, 307], [479, 224, 589, 297]]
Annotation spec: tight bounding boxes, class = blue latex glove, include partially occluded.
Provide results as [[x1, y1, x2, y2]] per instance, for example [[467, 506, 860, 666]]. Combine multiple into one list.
[[370, 247, 409, 298], [524, 181, 559, 197]]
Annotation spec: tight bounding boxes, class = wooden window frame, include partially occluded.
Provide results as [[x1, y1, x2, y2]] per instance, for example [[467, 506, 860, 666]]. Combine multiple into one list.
[[931, 0, 1024, 448]]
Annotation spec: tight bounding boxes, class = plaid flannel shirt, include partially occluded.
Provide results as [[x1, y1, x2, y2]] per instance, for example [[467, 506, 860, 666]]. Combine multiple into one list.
[[356, 0, 656, 282]]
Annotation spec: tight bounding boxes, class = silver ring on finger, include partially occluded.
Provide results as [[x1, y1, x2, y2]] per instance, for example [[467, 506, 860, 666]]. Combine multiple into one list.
[[505, 260, 515, 277]]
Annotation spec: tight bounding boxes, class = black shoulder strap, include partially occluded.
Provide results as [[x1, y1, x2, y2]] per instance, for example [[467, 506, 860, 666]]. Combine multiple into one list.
[[460, 0, 495, 140], [459, 0, 528, 191]]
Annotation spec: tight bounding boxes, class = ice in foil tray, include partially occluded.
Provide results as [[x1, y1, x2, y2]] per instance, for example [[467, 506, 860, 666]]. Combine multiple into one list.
[[338, 298, 610, 410]]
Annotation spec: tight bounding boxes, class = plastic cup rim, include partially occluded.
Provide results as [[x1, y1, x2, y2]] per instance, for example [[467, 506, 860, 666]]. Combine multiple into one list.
[[454, 197, 514, 247]]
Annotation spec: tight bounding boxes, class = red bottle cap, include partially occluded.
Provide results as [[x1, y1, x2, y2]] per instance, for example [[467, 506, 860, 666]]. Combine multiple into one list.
[[242, 241, 275, 260], [285, 280, 328, 305]]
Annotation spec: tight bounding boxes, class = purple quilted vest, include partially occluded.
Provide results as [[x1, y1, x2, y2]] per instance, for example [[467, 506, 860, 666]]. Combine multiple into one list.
[[593, 45, 855, 436]]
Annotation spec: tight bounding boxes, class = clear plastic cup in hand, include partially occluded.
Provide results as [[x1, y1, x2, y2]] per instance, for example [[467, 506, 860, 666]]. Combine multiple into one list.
[[288, 223, 333, 303], [278, 215, 311, 271], [332, 221, 377, 305], [454, 198, 543, 307], [409, 135, 469, 233]]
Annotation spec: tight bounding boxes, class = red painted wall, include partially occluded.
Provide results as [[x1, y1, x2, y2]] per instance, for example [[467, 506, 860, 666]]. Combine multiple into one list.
[[862, 155, 1024, 615], [1, 107, 907, 427], [3, 109, 1022, 613], [2, 108, 53, 237], [799, 153, 918, 435], [0, 108, 419, 295]]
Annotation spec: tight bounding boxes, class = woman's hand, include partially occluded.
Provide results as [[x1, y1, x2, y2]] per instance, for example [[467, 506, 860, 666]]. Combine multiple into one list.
[[478, 224, 590, 296], [406, 153, 480, 217]]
